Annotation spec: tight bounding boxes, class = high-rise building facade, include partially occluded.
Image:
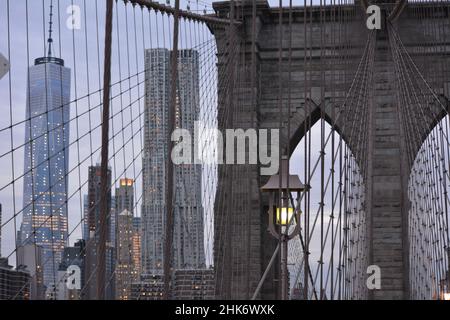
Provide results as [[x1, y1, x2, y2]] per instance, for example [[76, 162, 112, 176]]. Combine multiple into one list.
[[116, 178, 134, 214], [171, 269, 215, 300], [19, 45, 71, 290], [0, 258, 31, 300], [84, 165, 114, 299], [142, 48, 205, 275], [115, 209, 136, 300], [17, 244, 45, 300], [130, 274, 164, 300], [131, 217, 141, 277], [130, 269, 214, 300], [115, 178, 139, 300], [85, 166, 112, 241], [110, 196, 116, 248], [83, 193, 116, 244]]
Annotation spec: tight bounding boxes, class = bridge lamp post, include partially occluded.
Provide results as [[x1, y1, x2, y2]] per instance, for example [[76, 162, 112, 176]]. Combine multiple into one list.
[[262, 156, 306, 300], [439, 278, 450, 301], [446, 248, 450, 300]]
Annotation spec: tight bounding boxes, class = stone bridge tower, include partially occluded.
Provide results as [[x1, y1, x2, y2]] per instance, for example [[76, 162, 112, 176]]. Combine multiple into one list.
[[210, 0, 450, 300]]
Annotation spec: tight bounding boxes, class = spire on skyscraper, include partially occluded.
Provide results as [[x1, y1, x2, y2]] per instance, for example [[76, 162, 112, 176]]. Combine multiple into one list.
[[47, 0, 53, 57], [35, 0, 63, 65]]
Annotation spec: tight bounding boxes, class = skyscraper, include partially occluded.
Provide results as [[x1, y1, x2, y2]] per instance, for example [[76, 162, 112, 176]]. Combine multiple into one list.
[[116, 178, 134, 214], [19, 4, 71, 290], [142, 49, 205, 275], [84, 165, 114, 299], [115, 178, 139, 300], [85, 166, 112, 241], [17, 244, 44, 300], [83, 193, 116, 244]]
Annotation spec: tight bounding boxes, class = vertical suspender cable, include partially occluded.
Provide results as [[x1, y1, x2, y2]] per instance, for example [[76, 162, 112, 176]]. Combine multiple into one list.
[[98, 0, 114, 300], [164, 0, 181, 300]]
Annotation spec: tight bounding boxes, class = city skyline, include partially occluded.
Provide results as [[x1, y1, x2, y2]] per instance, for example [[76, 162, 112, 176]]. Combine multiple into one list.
[[2, 0, 449, 303], [0, 0, 217, 296], [0, 0, 217, 262]]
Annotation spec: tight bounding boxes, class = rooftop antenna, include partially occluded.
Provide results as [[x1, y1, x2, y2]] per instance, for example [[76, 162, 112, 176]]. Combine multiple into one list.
[[47, 0, 54, 57]]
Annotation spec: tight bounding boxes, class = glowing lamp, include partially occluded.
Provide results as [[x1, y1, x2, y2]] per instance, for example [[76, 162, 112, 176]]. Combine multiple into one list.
[[276, 206, 295, 226], [260, 155, 307, 300]]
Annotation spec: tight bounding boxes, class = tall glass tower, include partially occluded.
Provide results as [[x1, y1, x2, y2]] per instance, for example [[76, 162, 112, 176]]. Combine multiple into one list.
[[142, 48, 205, 275], [19, 4, 71, 290]]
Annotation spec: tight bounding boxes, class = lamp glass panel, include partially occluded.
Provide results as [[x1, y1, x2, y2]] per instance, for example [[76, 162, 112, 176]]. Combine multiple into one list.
[[276, 207, 294, 226]]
